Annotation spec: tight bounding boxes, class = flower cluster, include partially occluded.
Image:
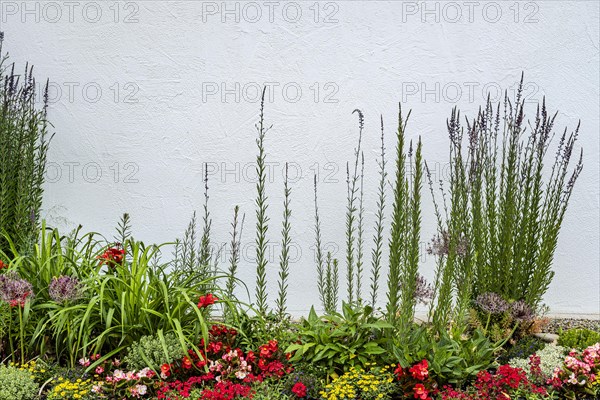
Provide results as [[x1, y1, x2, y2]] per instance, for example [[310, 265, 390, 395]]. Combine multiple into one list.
[[95, 366, 155, 398], [198, 380, 254, 400], [284, 371, 321, 399], [0, 271, 34, 307], [439, 364, 548, 399], [395, 360, 436, 400], [549, 343, 600, 398], [49, 275, 83, 303], [292, 382, 307, 397], [475, 292, 509, 314], [156, 325, 292, 399], [47, 377, 96, 400], [97, 245, 125, 268], [320, 364, 396, 400]]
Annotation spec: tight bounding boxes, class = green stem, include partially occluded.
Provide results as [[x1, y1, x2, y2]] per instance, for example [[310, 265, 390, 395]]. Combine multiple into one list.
[[18, 306, 24, 362], [484, 312, 491, 334], [495, 321, 520, 349]]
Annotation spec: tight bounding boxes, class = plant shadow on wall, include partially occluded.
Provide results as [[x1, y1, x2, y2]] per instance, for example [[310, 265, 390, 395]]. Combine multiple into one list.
[[0, 32, 594, 400]]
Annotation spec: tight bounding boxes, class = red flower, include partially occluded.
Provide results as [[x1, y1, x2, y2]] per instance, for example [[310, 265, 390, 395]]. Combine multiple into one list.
[[291, 382, 307, 398], [97, 246, 125, 267], [0, 260, 6, 269], [182, 356, 192, 369], [413, 383, 431, 400], [160, 363, 171, 377], [197, 293, 218, 308], [410, 359, 429, 380], [395, 364, 405, 379]]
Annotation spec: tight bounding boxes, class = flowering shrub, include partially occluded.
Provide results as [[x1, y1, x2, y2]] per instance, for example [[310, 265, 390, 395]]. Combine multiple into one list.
[[100, 367, 155, 399], [438, 364, 548, 399], [549, 343, 600, 399], [320, 363, 397, 400], [395, 360, 438, 400], [153, 325, 292, 399], [509, 344, 566, 378]]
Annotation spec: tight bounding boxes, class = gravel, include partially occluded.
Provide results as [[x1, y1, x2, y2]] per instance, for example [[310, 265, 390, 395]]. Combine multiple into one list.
[[545, 318, 600, 334]]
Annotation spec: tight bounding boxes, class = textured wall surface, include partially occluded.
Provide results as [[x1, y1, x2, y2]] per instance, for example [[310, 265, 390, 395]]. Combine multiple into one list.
[[2, 0, 598, 316]]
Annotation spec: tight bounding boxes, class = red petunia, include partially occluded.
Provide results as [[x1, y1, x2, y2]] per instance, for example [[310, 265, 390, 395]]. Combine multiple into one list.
[[291, 382, 307, 398], [182, 356, 192, 369], [160, 363, 171, 378], [0, 260, 6, 269], [197, 293, 218, 308]]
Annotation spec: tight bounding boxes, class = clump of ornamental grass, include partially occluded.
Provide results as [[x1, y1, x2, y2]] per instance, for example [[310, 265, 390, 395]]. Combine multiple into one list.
[[427, 76, 583, 334]]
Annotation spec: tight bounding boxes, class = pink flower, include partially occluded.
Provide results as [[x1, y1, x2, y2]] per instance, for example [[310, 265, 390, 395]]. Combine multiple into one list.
[[95, 366, 104, 375], [79, 357, 90, 367]]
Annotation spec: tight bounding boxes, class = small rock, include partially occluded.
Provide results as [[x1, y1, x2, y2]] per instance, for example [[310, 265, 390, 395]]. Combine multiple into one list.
[[534, 332, 559, 344]]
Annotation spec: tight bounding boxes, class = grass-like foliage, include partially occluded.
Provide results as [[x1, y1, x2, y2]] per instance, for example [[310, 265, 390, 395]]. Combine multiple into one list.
[[0, 34, 52, 255], [276, 163, 292, 317], [428, 77, 583, 332], [344, 110, 365, 304], [386, 106, 423, 331], [254, 88, 271, 316], [369, 116, 387, 308]]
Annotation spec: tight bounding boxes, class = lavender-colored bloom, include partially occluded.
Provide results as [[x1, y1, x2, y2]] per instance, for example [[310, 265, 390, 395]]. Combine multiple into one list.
[[510, 300, 535, 322], [475, 292, 509, 314], [414, 274, 434, 305], [427, 230, 468, 257], [0, 272, 34, 307], [399, 274, 434, 305], [49, 275, 82, 303]]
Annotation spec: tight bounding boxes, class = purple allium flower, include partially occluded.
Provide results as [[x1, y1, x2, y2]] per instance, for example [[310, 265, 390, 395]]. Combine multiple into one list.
[[49, 275, 82, 303], [510, 300, 535, 322], [475, 292, 509, 314], [0, 272, 34, 307], [399, 274, 434, 305], [427, 230, 468, 257], [414, 274, 434, 305]]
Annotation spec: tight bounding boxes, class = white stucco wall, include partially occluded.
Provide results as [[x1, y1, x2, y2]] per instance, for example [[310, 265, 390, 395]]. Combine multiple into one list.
[[1, 0, 598, 316]]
